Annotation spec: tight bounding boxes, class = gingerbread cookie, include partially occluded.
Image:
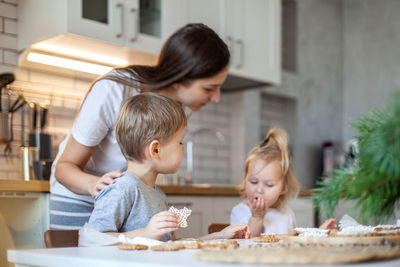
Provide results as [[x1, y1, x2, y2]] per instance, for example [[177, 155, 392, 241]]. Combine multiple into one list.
[[172, 239, 202, 249], [168, 206, 192, 228], [253, 234, 281, 243], [117, 244, 148, 250], [200, 239, 239, 250], [151, 242, 185, 251]]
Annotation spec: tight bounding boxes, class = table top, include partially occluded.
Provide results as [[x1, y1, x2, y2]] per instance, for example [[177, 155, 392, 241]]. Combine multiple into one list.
[[7, 239, 400, 267]]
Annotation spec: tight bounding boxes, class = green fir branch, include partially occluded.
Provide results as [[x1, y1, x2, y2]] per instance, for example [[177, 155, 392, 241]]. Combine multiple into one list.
[[312, 91, 400, 223]]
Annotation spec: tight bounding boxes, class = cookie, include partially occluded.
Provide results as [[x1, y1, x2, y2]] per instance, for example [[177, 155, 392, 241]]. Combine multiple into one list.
[[253, 234, 281, 243], [117, 244, 148, 250], [293, 228, 330, 237], [150, 243, 185, 251], [200, 239, 239, 250], [168, 206, 192, 228], [172, 239, 202, 249]]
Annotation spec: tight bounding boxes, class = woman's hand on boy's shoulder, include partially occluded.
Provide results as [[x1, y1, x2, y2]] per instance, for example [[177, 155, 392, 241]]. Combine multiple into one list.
[[144, 211, 179, 240], [91, 170, 123, 198], [319, 218, 337, 229]]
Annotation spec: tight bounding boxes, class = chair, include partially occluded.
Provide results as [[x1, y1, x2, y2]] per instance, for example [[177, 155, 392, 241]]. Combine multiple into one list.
[[208, 223, 230, 234], [44, 230, 79, 248]]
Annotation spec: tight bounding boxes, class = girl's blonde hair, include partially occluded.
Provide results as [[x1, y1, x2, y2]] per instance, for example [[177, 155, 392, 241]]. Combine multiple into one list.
[[238, 127, 300, 210], [115, 93, 187, 162]]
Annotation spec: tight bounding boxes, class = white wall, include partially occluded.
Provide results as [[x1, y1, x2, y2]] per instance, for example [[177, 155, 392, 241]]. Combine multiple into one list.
[[261, 0, 344, 188], [342, 0, 400, 139]]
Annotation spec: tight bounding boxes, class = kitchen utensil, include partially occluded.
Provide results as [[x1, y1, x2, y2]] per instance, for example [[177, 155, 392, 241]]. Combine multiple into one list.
[[0, 72, 15, 112], [0, 75, 15, 143], [21, 104, 25, 146], [28, 104, 52, 160], [19, 146, 39, 181], [9, 94, 26, 113], [2, 94, 26, 157], [33, 159, 53, 180], [0, 111, 9, 143]]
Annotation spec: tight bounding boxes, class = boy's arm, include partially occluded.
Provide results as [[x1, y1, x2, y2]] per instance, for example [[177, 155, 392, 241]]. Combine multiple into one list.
[[104, 211, 179, 240], [88, 180, 133, 233]]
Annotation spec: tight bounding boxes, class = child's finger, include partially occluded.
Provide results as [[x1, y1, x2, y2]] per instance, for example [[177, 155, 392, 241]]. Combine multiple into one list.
[[257, 197, 263, 209], [259, 198, 265, 209], [157, 221, 179, 230]]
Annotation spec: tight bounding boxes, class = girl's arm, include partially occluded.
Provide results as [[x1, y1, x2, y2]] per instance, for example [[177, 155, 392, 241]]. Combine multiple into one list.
[[247, 216, 264, 237], [245, 198, 267, 237], [55, 135, 122, 197]]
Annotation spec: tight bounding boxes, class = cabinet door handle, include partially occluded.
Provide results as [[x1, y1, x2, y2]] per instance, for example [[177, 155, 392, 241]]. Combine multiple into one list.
[[116, 3, 124, 38], [226, 36, 234, 65], [236, 39, 244, 69], [130, 8, 138, 42]]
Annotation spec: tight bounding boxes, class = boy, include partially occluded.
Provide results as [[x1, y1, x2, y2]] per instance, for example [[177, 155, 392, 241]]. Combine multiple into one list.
[[88, 93, 250, 241]]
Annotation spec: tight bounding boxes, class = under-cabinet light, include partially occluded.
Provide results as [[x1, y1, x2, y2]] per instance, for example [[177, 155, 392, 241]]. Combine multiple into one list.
[[31, 43, 128, 66], [27, 52, 113, 75]]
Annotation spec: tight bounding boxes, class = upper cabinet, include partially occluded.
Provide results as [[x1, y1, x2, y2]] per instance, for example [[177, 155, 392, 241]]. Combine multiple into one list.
[[182, 0, 281, 85], [225, 0, 281, 84], [17, 0, 281, 84], [18, 0, 183, 55]]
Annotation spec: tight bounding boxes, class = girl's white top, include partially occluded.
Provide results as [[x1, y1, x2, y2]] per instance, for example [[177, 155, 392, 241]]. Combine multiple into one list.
[[231, 201, 296, 234], [50, 78, 139, 203]]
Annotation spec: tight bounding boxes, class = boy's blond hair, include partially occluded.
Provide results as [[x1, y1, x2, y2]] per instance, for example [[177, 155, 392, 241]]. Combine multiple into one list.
[[238, 127, 300, 210], [115, 93, 187, 162]]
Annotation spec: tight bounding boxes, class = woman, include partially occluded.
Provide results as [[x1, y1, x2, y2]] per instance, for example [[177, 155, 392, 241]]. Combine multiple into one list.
[[50, 23, 230, 229]]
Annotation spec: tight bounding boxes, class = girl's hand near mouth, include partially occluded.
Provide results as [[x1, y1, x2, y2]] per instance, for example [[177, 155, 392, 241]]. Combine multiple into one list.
[[246, 197, 268, 218]]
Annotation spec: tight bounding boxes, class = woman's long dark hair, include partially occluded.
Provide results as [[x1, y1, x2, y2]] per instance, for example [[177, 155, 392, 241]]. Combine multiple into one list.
[[101, 23, 230, 90]]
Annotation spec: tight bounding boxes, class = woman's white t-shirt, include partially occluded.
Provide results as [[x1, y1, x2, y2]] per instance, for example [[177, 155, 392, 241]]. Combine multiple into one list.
[[230, 201, 296, 234], [50, 78, 139, 203]]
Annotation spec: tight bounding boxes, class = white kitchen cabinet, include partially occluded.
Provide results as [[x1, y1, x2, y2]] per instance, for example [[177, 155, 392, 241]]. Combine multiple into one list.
[[224, 0, 281, 84], [182, 0, 224, 35], [167, 195, 240, 238], [180, 0, 281, 85], [0, 192, 49, 267], [18, 0, 183, 55]]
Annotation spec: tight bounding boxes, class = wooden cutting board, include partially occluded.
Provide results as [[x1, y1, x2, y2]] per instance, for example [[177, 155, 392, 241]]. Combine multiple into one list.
[[195, 244, 400, 264], [279, 234, 400, 245]]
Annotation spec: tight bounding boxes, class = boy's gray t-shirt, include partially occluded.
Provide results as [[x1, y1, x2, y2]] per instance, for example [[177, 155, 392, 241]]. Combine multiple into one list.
[[88, 172, 170, 241]]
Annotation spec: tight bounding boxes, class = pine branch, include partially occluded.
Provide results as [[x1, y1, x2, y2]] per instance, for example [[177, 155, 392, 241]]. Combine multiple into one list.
[[312, 91, 400, 223]]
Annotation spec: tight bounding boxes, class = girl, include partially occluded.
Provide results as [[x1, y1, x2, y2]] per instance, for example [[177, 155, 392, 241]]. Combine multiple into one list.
[[230, 127, 336, 236], [50, 23, 230, 230]]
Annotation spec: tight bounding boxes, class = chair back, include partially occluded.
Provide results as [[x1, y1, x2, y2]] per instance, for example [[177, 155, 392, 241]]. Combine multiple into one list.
[[44, 230, 79, 248], [208, 223, 230, 234]]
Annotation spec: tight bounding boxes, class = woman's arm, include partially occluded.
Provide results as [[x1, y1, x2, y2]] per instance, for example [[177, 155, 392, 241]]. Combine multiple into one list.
[[55, 135, 122, 197], [199, 224, 251, 240]]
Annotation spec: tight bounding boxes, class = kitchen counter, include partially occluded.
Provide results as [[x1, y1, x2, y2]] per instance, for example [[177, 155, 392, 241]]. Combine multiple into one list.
[[7, 240, 400, 267], [0, 180, 312, 196], [0, 179, 50, 192]]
